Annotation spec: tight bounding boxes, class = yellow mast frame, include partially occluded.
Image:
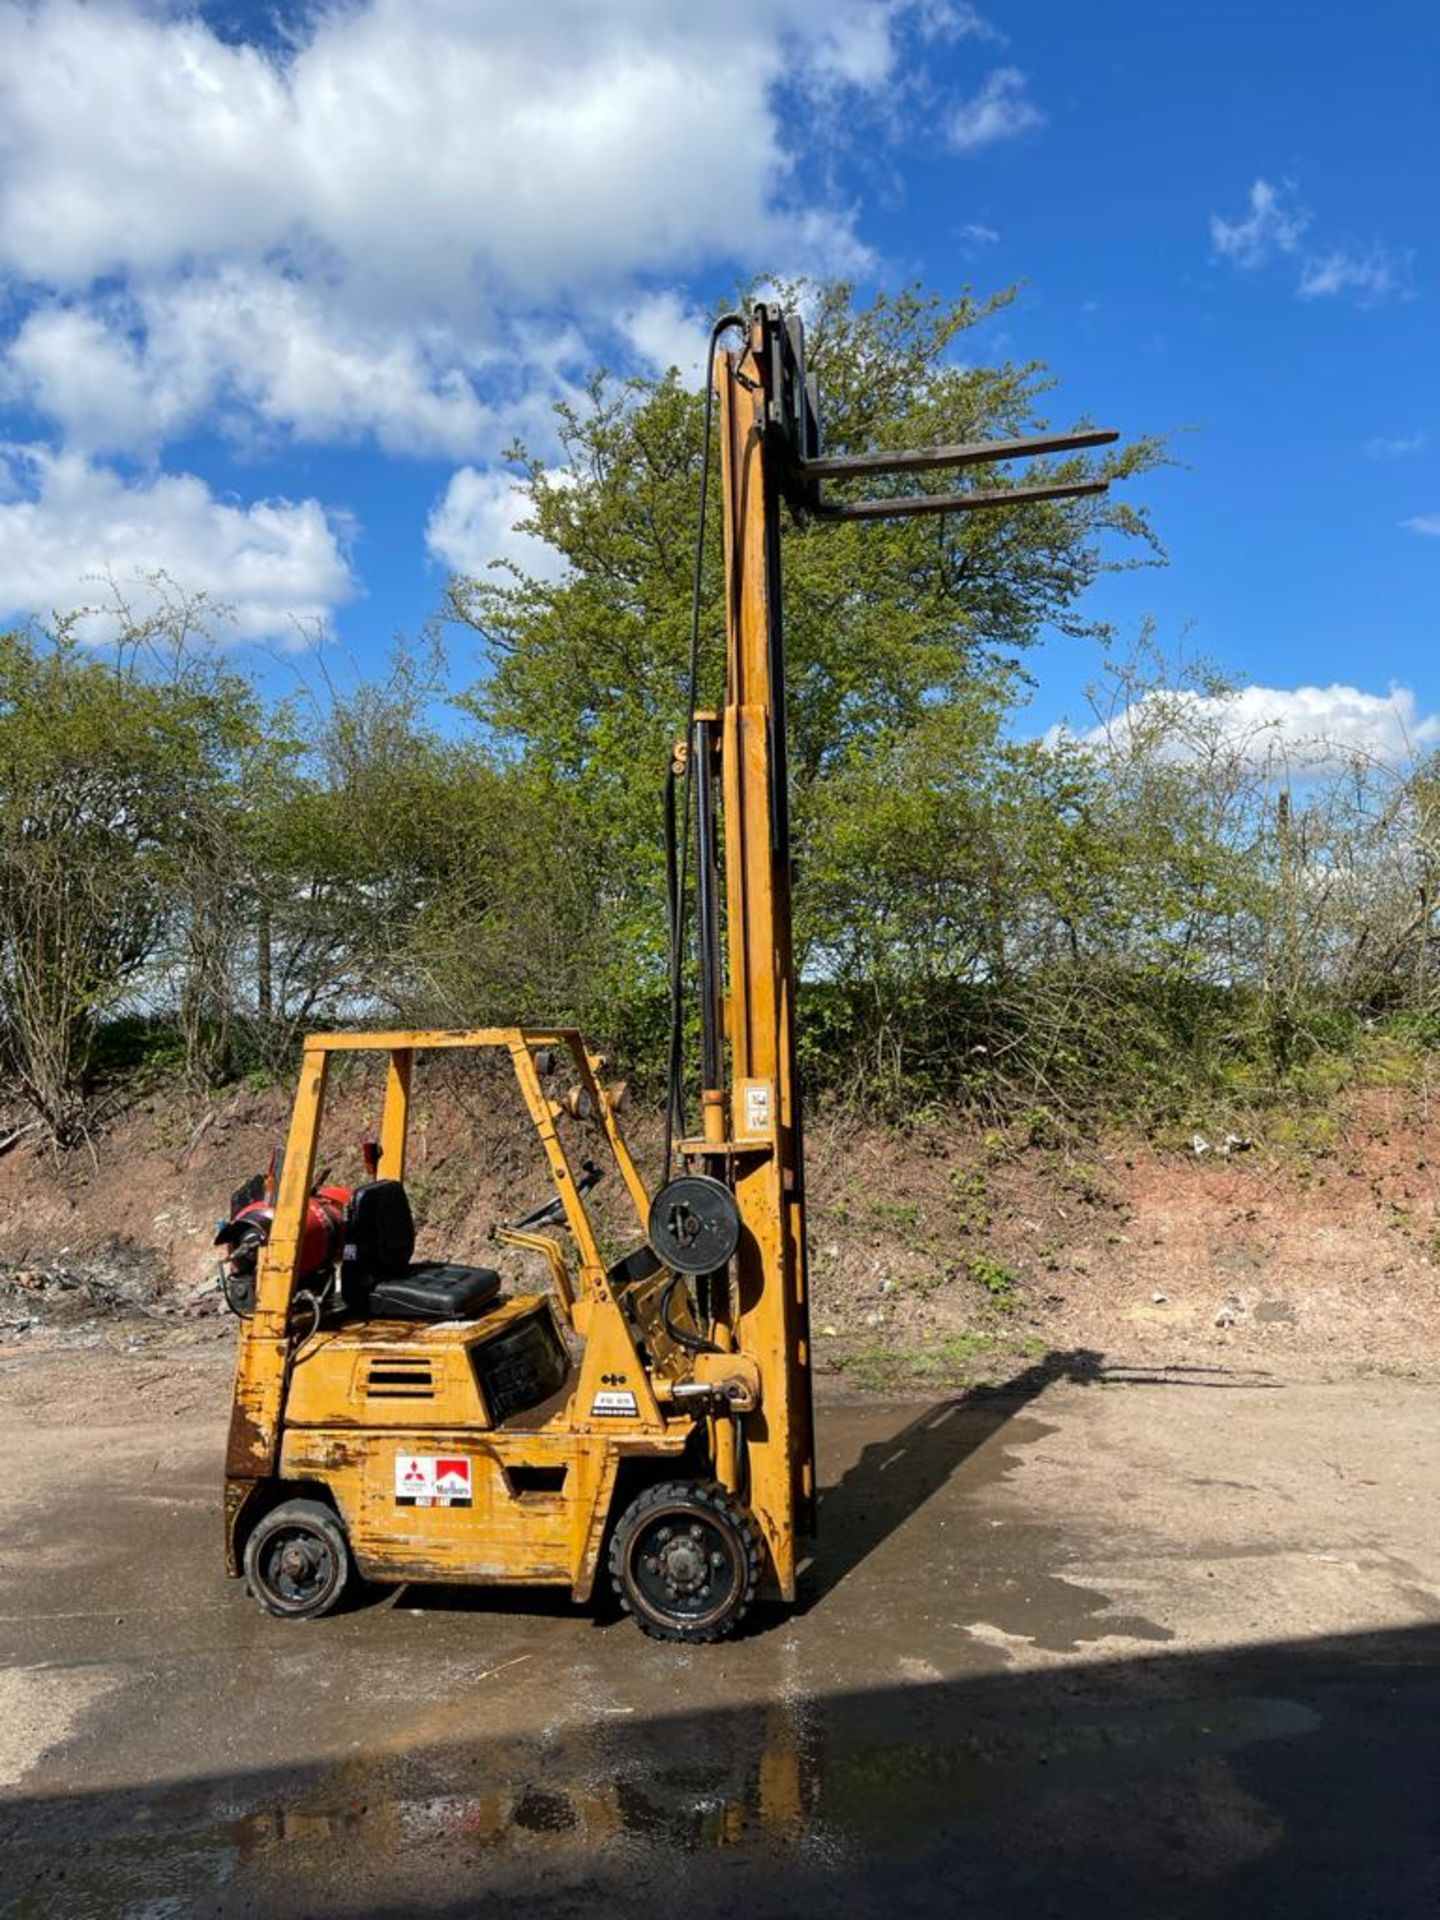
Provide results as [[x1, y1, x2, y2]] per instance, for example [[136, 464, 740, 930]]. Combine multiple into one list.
[[679, 316, 817, 1598], [686, 306, 1115, 1597]]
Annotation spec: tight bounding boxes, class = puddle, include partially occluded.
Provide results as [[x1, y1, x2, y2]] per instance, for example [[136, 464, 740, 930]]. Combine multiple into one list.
[[2, 1683, 1322, 1918]]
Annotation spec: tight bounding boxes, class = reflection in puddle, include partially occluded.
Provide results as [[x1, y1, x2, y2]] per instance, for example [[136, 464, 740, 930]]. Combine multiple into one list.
[[227, 1700, 820, 1871], [224, 1690, 1318, 1862], [8, 1688, 1320, 1917]]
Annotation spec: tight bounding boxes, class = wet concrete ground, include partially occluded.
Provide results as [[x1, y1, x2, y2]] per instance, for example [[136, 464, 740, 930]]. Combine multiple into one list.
[[1, 1343, 1438, 1916]]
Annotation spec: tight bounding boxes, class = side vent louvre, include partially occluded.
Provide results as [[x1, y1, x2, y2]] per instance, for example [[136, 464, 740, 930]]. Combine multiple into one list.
[[365, 1358, 435, 1399], [505, 1464, 568, 1498]]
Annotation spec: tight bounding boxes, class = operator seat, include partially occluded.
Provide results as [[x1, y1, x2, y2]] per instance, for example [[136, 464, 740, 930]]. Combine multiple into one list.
[[341, 1180, 502, 1322]]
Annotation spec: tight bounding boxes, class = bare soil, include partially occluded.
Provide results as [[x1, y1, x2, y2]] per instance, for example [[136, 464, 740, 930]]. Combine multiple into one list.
[[3, 1067, 1439, 1385]]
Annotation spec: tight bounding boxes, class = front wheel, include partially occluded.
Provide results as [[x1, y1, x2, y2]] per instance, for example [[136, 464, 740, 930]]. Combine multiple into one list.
[[608, 1480, 760, 1643], [243, 1497, 351, 1619]]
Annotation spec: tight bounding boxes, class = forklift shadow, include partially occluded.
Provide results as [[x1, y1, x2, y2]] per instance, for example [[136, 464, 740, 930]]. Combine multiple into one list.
[[799, 1347, 1279, 1611], [385, 1350, 1107, 1632], [383, 1350, 1277, 1628], [381, 1583, 591, 1622]]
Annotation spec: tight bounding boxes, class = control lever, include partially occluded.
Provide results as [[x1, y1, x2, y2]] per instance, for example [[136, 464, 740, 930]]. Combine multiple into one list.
[[504, 1159, 604, 1234]]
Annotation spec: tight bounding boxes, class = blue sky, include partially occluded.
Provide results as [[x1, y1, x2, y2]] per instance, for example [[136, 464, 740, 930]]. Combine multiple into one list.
[[0, 0, 1434, 760]]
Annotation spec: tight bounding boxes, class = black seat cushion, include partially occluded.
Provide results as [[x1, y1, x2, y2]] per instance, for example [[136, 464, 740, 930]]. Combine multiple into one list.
[[369, 1263, 502, 1322], [342, 1181, 501, 1321], [345, 1180, 415, 1276]]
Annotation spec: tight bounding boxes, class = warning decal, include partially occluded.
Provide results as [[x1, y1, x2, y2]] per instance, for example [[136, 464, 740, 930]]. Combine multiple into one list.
[[743, 1080, 772, 1137], [394, 1454, 473, 1507]]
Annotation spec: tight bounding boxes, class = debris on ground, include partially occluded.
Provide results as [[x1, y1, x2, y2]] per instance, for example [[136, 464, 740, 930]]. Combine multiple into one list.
[[0, 1240, 222, 1347]]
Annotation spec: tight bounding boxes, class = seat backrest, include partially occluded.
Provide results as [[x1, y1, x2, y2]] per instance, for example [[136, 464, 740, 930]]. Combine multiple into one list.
[[341, 1180, 416, 1309]]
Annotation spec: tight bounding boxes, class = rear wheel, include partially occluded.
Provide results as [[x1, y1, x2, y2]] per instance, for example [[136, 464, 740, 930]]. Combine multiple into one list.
[[609, 1480, 760, 1643], [243, 1498, 351, 1620]]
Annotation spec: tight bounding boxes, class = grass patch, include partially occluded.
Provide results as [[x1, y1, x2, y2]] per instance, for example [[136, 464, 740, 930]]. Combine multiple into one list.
[[965, 1253, 1018, 1304], [829, 1330, 1048, 1391], [949, 1167, 991, 1235], [1266, 1109, 1342, 1161], [868, 1199, 922, 1230]]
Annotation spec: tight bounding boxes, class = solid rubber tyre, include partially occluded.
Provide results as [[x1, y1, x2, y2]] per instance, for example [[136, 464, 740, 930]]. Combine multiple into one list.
[[243, 1497, 351, 1620], [608, 1479, 760, 1643]]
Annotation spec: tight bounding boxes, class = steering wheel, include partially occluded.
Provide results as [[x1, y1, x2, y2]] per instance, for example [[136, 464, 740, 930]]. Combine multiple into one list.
[[507, 1160, 603, 1232]]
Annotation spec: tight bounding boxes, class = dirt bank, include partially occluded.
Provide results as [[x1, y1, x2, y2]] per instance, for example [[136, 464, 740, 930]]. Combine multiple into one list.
[[3, 1069, 1439, 1382]]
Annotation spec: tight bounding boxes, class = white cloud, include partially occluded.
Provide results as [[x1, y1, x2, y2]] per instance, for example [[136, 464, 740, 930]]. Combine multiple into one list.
[[946, 67, 1044, 152], [1210, 178, 1409, 309], [946, 4, 1003, 38], [0, 446, 356, 640], [1053, 683, 1440, 775], [612, 289, 711, 387], [1210, 178, 1307, 269], [0, 0, 913, 464], [1298, 246, 1408, 307], [1, 271, 554, 461], [959, 221, 1001, 246], [2, 304, 189, 455], [1403, 514, 1440, 537], [0, 1, 884, 296], [910, 2, 1001, 40], [802, 1, 899, 89], [803, 0, 998, 94], [1366, 431, 1427, 459], [426, 467, 569, 584]]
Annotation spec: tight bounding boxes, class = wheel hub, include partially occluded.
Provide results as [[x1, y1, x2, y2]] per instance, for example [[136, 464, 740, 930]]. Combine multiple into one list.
[[264, 1526, 333, 1605], [655, 1527, 708, 1593], [279, 1542, 317, 1581]]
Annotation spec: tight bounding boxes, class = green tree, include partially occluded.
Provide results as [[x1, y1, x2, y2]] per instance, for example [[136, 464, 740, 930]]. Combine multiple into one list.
[[446, 280, 1165, 1064], [0, 612, 259, 1139]]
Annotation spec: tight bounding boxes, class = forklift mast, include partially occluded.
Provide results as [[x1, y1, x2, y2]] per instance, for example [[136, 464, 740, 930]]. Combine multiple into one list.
[[680, 306, 1117, 1599]]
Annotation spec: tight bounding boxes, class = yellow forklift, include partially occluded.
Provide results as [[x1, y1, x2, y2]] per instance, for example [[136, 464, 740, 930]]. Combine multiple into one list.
[[221, 305, 1117, 1640]]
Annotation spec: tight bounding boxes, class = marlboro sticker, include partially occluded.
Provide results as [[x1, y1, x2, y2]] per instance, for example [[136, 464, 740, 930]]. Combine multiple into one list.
[[433, 1458, 472, 1505], [395, 1454, 473, 1508]]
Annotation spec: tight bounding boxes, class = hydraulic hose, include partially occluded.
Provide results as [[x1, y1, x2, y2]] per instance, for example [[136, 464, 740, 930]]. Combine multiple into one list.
[[659, 1270, 720, 1356], [663, 311, 748, 1180]]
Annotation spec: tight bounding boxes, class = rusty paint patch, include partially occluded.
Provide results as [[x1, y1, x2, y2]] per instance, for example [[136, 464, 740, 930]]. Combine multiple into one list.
[[357, 1558, 576, 1587], [225, 1399, 272, 1478], [222, 1478, 264, 1576]]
